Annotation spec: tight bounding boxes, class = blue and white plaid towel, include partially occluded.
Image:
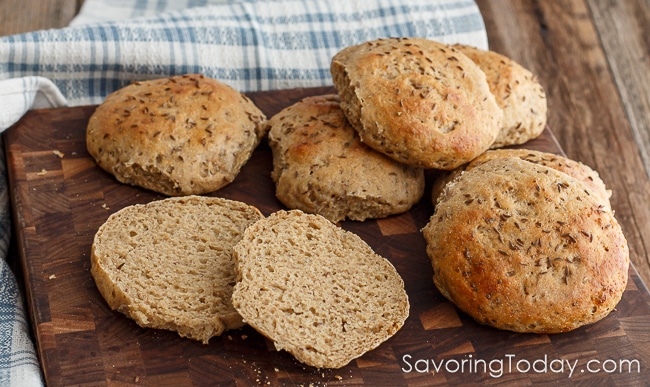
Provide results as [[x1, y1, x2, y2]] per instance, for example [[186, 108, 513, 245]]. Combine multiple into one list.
[[0, 0, 487, 385]]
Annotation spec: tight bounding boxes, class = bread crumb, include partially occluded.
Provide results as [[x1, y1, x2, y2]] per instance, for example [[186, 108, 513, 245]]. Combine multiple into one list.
[[37, 169, 47, 176], [101, 203, 110, 210], [48, 274, 56, 280], [241, 334, 248, 340], [53, 150, 64, 158]]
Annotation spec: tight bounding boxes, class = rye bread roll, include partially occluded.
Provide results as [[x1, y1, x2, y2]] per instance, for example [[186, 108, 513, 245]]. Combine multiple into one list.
[[431, 149, 612, 210], [232, 210, 409, 368], [86, 74, 266, 196], [267, 94, 425, 223], [422, 157, 629, 333], [453, 44, 548, 148], [91, 196, 264, 344], [331, 37, 502, 170]]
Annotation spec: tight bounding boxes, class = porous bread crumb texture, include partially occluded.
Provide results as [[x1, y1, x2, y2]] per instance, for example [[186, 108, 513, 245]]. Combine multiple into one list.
[[267, 94, 425, 222], [453, 44, 548, 148], [232, 210, 409, 369], [86, 74, 267, 196], [330, 37, 502, 170], [422, 158, 629, 334], [90, 196, 263, 344]]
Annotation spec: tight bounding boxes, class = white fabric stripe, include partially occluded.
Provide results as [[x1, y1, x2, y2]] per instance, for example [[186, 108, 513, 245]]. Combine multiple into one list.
[[0, 76, 67, 129]]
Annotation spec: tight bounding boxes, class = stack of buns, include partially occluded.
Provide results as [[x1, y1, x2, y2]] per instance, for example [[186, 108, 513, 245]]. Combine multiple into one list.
[[329, 37, 627, 333], [87, 36, 629, 370], [331, 38, 502, 170], [422, 157, 627, 333]]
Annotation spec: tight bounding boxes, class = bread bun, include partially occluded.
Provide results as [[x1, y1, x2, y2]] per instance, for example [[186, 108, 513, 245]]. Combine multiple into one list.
[[331, 37, 502, 169], [422, 157, 628, 333], [86, 74, 266, 196], [453, 44, 547, 148], [91, 196, 264, 343], [232, 210, 409, 368], [431, 149, 612, 210], [268, 94, 424, 222]]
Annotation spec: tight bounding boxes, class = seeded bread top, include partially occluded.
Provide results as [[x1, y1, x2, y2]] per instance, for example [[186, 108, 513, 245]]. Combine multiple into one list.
[[330, 37, 502, 170], [267, 94, 424, 222], [422, 157, 629, 333], [465, 149, 611, 208], [431, 149, 612, 209], [86, 74, 267, 196], [232, 210, 409, 368], [453, 44, 548, 148]]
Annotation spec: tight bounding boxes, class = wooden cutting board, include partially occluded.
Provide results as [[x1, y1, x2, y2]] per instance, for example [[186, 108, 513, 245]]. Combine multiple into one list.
[[5, 86, 650, 386]]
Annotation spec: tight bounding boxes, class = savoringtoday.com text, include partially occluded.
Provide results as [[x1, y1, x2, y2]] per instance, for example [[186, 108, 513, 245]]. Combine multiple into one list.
[[401, 353, 641, 379]]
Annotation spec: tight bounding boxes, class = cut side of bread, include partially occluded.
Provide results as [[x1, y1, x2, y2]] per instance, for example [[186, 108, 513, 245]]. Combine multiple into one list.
[[231, 210, 409, 369], [91, 195, 264, 344]]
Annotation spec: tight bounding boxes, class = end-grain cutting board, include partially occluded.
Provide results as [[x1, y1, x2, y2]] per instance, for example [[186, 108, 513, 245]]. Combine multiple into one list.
[[5, 87, 650, 386]]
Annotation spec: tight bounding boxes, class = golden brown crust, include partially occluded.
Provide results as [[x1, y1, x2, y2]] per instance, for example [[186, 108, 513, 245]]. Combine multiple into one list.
[[422, 158, 629, 333], [453, 44, 548, 148], [431, 149, 612, 210], [467, 149, 612, 207], [86, 74, 267, 196], [267, 94, 425, 222], [331, 37, 502, 170]]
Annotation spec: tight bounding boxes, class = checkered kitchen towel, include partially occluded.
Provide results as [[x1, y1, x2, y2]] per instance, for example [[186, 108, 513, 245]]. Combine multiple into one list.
[[1, 0, 488, 108], [0, 0, 487, 385]]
